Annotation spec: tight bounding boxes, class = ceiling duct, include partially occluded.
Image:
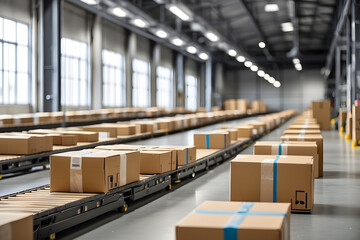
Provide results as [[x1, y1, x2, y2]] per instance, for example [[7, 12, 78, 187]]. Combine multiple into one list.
[[286, 0, 299, 58]]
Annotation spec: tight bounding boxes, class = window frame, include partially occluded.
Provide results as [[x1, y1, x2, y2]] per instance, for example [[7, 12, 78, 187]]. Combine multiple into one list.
[[101, 49, 126, 107], [185, 74, 198, 111], [156, 65, 174, 109], [132, 58, 151, 108], [60, 37, 90, 108], [0, 16, 31, 105]]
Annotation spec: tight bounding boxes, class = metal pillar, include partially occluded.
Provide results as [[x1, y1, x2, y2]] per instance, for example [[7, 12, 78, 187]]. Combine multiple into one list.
[[42, 0, 61, 112], [205, 59, 212, 112], [175, 53, 184, 107], [150, 42, 160, 107], [346, 17, 352, 111], [335, 47, 341, 111], [125, 31, 136, 107], [351, 0, 360, 101], [91, 15, 102, 110]]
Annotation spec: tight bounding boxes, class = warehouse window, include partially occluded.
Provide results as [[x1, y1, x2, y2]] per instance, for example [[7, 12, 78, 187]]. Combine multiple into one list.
[[61, 38, 89, 107], [132, 58, 150, 107], [0, 17, 30, 104], [156, 66, 173, 108], [185, 75, 198, 111], [102, 49, 126, 107]]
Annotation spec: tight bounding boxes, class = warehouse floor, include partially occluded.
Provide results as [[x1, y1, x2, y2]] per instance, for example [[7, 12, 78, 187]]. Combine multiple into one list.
[[1, 117, 359, 240]]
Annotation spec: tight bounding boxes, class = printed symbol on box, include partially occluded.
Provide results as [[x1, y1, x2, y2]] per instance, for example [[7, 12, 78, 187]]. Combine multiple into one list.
[[295, 191, 307, 208]]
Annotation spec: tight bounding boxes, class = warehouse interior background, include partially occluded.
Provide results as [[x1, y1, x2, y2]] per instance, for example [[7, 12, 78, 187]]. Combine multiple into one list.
[[1, 0, 360, 240], [0, 0, 353, 115]]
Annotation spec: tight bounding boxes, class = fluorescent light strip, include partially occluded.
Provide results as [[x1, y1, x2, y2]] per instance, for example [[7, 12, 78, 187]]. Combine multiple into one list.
[[155, 29, 168, 38], [228, 49, 237, 57], [112, 7, 127, 18], [169, 5, 190, 21], [236, 56, 245, 62], [133, 18, 147, 28], [265, 4, 279, 12], [198, 52, 209, 60], [244, 61, 252, 67], [171, 38, 184, 46], [186, 46, 197, 54], [250, 65, 258, 72], [205, 31, 219, 42], [80, 0, 99, 5]]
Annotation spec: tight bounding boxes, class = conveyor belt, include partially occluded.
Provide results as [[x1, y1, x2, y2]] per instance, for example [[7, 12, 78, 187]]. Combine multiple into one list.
[[0, 113, 259, 178], [0, 114, 290, 240], [0, 112, 177, 133]]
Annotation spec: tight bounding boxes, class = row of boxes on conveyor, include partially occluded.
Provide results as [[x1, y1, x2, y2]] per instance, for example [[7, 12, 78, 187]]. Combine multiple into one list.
[[0, 110, 298, 239], [176, 104, 326, 240], [339, 100, 360, 147], [0, 110, 253, 155], [224, 99, 268, 114], [0, 107, 196, 127]]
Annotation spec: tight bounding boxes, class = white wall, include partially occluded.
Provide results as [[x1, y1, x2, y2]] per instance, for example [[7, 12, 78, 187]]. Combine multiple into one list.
[[223, 69, 326, 112]]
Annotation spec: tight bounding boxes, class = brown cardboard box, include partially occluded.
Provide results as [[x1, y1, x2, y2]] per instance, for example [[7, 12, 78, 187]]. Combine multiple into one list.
[[83, 123, 136, 137], [237, 126, 254, 138], [224, 99, 236, 110], [230, 155, 314, 213], [281, 134, 323, 177], [311, 100, 331, 130], [254, 141, 319, 178], [28, 129, 97, 143], [176, 201, 290, 240], [287, 124, 320, 131], [236, 99, 249, 113], [245, 121, 267, 134], [346, 111, 352, 138], [338, 109, 347, 130], [0, 134, 53, 155], [43, 133, 78, 146], [352, 105, 360, 142], [220, 128, 238, 141], [139, 150, 172, 174], [194, 132, 231, 149], [141, 148, 177, 171], [150, 146, 197, 167], [283, 129, 321, 135], [0, 115, 15, 125], [157, 119, 175, 132], [0, 212, 33, 240], [50, 149, 140, 193]]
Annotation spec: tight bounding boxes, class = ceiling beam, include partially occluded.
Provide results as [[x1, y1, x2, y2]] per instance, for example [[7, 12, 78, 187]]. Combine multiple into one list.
[[236, 0, 276, 64]]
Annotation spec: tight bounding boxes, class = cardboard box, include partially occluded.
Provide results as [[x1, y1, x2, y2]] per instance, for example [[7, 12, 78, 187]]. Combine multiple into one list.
[[141, 148, 177, 171], [352, 105, 360, 142], [194, 132, 230, 149], [346, 111, 352, 138], [157, 120, 175, 132], [236, 99, 249, 113], [281, 134, 323, 177], [149, 146, 197, 167], [338, 109, 347, 130], [50, 149, 140, 193], [282, 129, 321, 135], [139, 150, 172, 174], [219, 128, 238, 141], [245, 121, 267, 134], [230, 155, 314, 213], [287, 124, 320, 131], [57, 130, 98, 142], [95, 144, 144, 151], [311, 100, 331, 130], [0, 212, 33, 240], [83, 123, 136, 137], [237, 126, 254, 138], [176, 201, 290, 240], [254, 141, 319, 178], [0, 134, 53, 155], [43, 133, 78, 146]]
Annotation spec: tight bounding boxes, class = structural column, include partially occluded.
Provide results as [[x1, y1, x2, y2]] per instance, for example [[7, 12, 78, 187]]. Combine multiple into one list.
[[42, 0, 61, 112], [175, 53, 184, 107], [351, 0, 360, 102], [205, 59, 212, 112]]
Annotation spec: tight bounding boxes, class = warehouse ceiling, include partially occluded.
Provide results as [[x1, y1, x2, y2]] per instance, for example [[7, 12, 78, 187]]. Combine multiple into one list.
[[136, 0, 339, 68], [75, 0, 340, 69]]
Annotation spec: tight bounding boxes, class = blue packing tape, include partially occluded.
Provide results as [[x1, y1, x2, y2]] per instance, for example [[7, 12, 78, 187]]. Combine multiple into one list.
[[194, 202, 286, 240], [273, 155, 281, 202], [206, 134, 210, 149], [186, 148, 189, 165], [278, 142, 285, 155]]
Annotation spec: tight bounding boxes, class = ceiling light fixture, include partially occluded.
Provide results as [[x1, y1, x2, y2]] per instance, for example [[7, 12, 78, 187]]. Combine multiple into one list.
[[244, 61, 252, 67], [295, 63, 302, 71], [155, 29, 168, 39], [268, 77, 276, 84], [258, 42, 266, 48], [111, 7, 127, 18], [236, 56, 245, 62], [204, 31, 219, 42], [281, 22, 294, 32], [257, 70, 265, 77], [171, 38, 184, 46], [186, 46, 197, 54], [228, 49, 237, 57], [250, 65, 258, 72], [133, 18, 147, 28], [264, 74, 270, 81], [80, 0, 99, 5], [198, 52, 209, 60], [265, 4, 279, 12], [273, 81, 281, 88], [168, 5, 191, 21], [292, 58, 300, 64]]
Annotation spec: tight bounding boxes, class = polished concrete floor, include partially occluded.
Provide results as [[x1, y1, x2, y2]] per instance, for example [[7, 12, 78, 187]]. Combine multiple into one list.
[[1, 117, 360, 239]]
